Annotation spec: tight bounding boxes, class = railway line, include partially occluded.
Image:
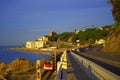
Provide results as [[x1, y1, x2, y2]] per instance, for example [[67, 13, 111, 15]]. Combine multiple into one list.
[[40, 52, 62, 80], [41, 70, 53, 80]]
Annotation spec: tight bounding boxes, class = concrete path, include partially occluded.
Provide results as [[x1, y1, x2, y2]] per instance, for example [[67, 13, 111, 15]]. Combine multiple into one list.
[[66, 55, 77, 80], [67, 53, 90, 80]]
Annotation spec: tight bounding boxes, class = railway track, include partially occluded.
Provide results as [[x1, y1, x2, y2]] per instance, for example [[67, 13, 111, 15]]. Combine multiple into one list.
[[41, 70, 55, 80], [41, 53, 61, 80]]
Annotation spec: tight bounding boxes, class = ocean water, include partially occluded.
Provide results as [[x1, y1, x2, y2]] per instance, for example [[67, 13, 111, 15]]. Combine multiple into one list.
[[0, 46, 51, 63]]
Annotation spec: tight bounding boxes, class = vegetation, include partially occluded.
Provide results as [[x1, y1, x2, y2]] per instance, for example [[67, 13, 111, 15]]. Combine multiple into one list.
[[109, 0, 120, 24], [57, 43, 73, 48], [72, 27, 110, 44], [52, 0, 120, 51], [48, 31, 58, 41], [58, 32, 74, 42], [47, 25, 112, 48], [103, 0, 120, 53]]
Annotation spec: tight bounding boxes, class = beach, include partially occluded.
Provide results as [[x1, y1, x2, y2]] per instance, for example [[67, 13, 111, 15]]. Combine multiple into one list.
[[8, 47, 67, 54]]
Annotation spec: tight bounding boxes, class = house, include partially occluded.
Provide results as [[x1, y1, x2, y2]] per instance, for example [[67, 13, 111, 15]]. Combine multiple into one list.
[[82, 29, 85, 32], [96, 27, 103, 30], [37, 36, 48, 41], [95, 39, 105, 45], [26, 41, 46, 49], [26, 41, 35, 48], [75, 30, 80, 34], [34, 41, 46, 49]]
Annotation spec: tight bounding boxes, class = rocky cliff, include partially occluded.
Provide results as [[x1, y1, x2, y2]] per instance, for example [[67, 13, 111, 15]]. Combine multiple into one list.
[[104, 24, 120, 53], [0, 58, 33, 75]]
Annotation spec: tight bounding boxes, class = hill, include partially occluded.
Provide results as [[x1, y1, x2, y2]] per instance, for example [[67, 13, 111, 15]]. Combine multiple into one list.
[[56, 25, 112, 46], [104, 24, 120, 53], [103, 0, 120, 53]]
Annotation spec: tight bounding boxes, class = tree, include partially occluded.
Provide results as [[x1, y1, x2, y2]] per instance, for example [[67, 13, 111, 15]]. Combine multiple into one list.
[[72, 28, 110, 44], [48, 31, 58, 41], [72, 34, 79, 43], [58, 32, 74, 42], [109, 0, 120, 24], [103, 0, 120, 52]]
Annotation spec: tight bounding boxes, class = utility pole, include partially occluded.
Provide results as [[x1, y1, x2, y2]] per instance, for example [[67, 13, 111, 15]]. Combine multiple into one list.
[[36, 60, 41, 80], [54, 51, 57, 70], [54, 51, 57, 79]]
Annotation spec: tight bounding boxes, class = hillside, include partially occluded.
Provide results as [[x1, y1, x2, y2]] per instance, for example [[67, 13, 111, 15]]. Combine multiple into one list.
[[104, 24, 120, 53], [56, 25, 112, 45], [103, 0, 120, 53]]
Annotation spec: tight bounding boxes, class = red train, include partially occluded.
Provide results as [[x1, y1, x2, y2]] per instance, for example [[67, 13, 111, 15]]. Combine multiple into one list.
[[44, 57, 54, 70]]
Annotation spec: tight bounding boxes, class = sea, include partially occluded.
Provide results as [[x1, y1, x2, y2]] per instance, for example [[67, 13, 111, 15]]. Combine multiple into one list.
[[0, 46, 51, 63]]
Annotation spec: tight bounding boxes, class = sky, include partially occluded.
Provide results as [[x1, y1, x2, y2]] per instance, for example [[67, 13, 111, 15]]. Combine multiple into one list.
[[0, 0, 114, 46]]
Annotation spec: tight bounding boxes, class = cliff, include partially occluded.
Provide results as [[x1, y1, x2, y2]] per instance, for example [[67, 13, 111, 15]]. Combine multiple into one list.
[[104, 24, 120, 53]]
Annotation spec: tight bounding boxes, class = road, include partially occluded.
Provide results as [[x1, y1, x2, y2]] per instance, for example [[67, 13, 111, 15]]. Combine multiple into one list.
[[67, 53, 90, 80]]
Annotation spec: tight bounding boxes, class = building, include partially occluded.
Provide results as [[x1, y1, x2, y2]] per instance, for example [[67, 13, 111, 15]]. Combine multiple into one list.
[[26, 36, 48, 49], [75, 30, 80, 34], [96, 27, 103, 30], [37, 36, 48, 41], [49, 30, 55, 37], [34, 41, 46, 49], [26, 41, 46, 49], [82, 29, 85, 32], [95, 39, 105, 45], [26, 41, 35, 48]]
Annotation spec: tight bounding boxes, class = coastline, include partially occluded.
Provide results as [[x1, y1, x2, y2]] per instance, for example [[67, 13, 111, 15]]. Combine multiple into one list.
[[8, 47, 67, 54], [1, 47, 65, 80]]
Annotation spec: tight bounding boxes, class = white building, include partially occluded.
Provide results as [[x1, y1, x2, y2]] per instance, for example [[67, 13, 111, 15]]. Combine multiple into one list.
[[96, 27, 103, 30], [37, 36, 48, 41], [26, 41, 35, 48], [26, 41, 46, 49], [95, 39, 105, 45], [75, 30, 80, 34], [34, 41, 46, 49]]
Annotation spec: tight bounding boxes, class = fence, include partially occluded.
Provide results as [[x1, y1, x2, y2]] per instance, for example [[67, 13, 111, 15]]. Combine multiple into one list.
[[71, 51, 120, 80], [56, 51, 67, 80]]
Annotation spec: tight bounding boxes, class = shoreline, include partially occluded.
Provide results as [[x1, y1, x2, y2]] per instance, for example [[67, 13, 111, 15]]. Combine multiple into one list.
[[8, 47, 67, 54]]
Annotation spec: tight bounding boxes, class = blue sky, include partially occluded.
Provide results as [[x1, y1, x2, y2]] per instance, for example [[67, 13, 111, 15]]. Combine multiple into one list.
[[0, 0, 114, 46]]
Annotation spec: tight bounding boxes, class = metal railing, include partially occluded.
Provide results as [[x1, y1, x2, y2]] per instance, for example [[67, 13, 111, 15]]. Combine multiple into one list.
[[71, 51, 120, 80], [56, 51, 67, 80], [56, 64, 62, 80]]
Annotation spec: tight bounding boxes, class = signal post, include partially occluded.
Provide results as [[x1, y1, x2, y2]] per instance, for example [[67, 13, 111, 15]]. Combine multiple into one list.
[[54, 51, 57, 79], [36, 60, 41, 80]]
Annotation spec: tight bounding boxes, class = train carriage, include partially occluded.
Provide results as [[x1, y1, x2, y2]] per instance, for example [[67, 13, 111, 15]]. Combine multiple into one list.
[[44, 57, 54, 70]]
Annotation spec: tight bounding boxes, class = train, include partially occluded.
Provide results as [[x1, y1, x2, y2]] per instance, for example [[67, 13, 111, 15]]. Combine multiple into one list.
[[44, 57, 54, 70]]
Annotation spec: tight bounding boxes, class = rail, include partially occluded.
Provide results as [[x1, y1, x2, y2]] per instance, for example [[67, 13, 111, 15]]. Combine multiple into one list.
[[56, 64, 62, 80], [56, 50, 67, 80], [71, 51, 120, 80], [0, 75, 36, 80]]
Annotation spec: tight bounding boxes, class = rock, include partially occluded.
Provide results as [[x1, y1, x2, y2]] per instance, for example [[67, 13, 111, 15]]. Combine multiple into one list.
[[0, 62, 7, 74], [8, 58, 33, 74], [104, 25, 120, 53]]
